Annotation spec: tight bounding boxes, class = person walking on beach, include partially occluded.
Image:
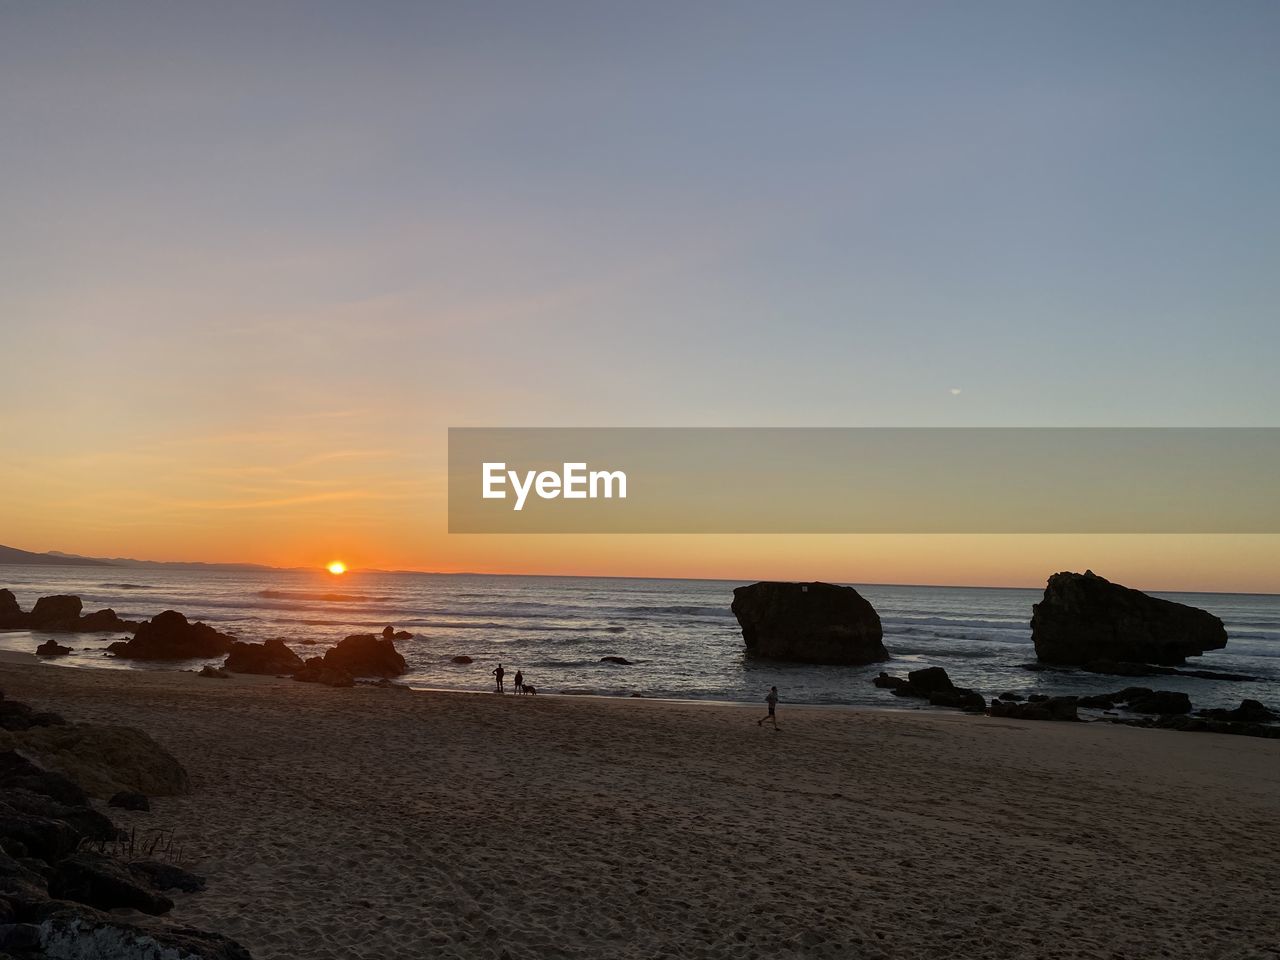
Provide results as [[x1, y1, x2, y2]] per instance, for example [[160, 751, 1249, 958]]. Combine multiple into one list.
[[758, 686, 779, 729], [493, 663, 505, 693], [513, 669, 524, 694]]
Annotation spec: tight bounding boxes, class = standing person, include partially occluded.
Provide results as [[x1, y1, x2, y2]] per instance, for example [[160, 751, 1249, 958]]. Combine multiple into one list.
[[513, 669, 524, 694], [492, 663, 505, 693], [758, 686, 779, 729]]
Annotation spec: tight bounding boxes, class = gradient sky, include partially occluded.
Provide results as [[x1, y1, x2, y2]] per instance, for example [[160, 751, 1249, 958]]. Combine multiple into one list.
[[2, 2, 1278, 591]]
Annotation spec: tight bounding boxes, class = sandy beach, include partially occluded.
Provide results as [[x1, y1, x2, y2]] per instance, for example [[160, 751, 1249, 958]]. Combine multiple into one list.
[[2, 658, 1277, 960]]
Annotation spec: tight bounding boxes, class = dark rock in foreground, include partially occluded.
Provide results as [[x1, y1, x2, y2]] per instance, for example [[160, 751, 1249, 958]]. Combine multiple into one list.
[[451, 655, 473, 664], [600, 656, 631, 665], [224, 637, 303, 675], [107, 610, 236, 661], [49, 852, 174, 915], [128, 859, 206, 893], [382, 625, 414, 640], [732, 581, 887, 665], [199, 665, 230, 679], [1031, 571, 1227, 667], [0, 724, 189, 798]]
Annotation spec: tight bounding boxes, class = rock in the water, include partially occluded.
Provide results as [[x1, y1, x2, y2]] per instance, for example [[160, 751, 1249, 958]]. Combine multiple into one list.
[[49, 853, 173, 914], [29, 596, 82, 629], [0, 590, 21, 624], [224, 637, 303, 675], [1127, 690, 1192, 715], [314, 633, 406, 678], [731, 581, 887, 665], [107, 790, 149, 812], [990, 696, 1079, 721], [0, 593, 137, 633], [107, 610, 235, 660], [451, 655, 473, 664], [34, 640, 71, 658], [198, 665, 230, 679], [1198, 699, 1277, 723], [873, 667, 985, 712], [1031, 571, 1227, 667], [872, 671, 908, 691], [906, 667, 953, 695], [0, 725, 189, 798], [293, 657, 355, 687], [600, 656, 631, 665]]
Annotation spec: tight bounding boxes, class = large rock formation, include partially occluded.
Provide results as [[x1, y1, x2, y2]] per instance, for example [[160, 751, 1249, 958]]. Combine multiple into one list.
[[224, 637, 303, 675], [313, 633, 407, 678], [731, 581, 887, 665], [106, 610, 235, 660], [1031, 571, 1227, 667], [0, 590, 137, 633], [0, 724, 190, 798]]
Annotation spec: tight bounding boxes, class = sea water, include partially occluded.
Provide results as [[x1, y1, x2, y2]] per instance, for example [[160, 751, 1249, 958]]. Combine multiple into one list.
[[1, 566, 1277, 710]]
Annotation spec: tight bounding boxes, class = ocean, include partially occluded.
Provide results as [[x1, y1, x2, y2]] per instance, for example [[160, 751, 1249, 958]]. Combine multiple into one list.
[[1, 566, 1277, 711]]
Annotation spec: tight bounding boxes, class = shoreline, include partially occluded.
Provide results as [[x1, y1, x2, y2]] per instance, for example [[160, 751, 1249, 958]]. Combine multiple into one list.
[[2, 659, 1278, 959]]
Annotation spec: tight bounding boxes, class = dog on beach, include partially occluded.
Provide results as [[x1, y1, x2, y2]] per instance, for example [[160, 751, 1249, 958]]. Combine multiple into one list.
[[522, 684, 537, 695]]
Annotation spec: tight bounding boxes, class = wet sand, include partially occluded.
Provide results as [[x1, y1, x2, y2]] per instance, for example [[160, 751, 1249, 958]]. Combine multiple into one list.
[[2, 657, 1277, 960]]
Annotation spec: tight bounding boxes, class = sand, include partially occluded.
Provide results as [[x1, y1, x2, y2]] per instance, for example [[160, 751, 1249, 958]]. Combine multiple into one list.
[[1, 658, 1277, 960]]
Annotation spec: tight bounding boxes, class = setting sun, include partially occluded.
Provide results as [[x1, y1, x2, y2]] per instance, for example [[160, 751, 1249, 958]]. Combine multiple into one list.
[[326, 561, 347, 575]]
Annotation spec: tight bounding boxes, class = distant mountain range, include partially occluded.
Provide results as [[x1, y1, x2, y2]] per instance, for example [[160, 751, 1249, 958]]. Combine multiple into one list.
[[0, 544, 277, 572]]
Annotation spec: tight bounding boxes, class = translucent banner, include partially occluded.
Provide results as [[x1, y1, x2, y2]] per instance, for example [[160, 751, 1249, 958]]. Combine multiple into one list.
[[448, 428, 1280, 533]]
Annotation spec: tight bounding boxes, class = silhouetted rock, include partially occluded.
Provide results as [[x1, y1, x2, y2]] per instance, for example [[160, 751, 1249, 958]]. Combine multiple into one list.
[[1198, 699, 1276, 723], [873, 671, 908, 691], [107, 610, 235, 660], [873, 667, 985, 712], [997, 692, 1025, 702], [128, 859, 205, 893], [1031, 571, 1227, 666], [379, 625, 415, 641], [29, 596, 82, 628], [50, 852, 174, 915], [731, 581, 887, 665], [0, 788, 118, 842], [990, 696, 1079, 721], [906, 667, 953, 695], [293, 657, 356, 687], [37, 905, 253, 959], [0, 725, 189, 798], [1127, 690, 1192, 715], [451, 655, 473, 664], [0, 590, 20, 623], [76, 608, 137, 631], [107, 790, 149, 812], [0, 751, 88, 806], [600, 656, 631, 665], [34, 640, 71, 658], [224, 637, 303, 675], [198, 665, 230, 679], [315, 633, 406, 678], [0, 809, 81, 863]]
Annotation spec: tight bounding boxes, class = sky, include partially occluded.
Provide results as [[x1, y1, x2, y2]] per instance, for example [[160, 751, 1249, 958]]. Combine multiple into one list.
[[2, 2, 1278, 591]]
